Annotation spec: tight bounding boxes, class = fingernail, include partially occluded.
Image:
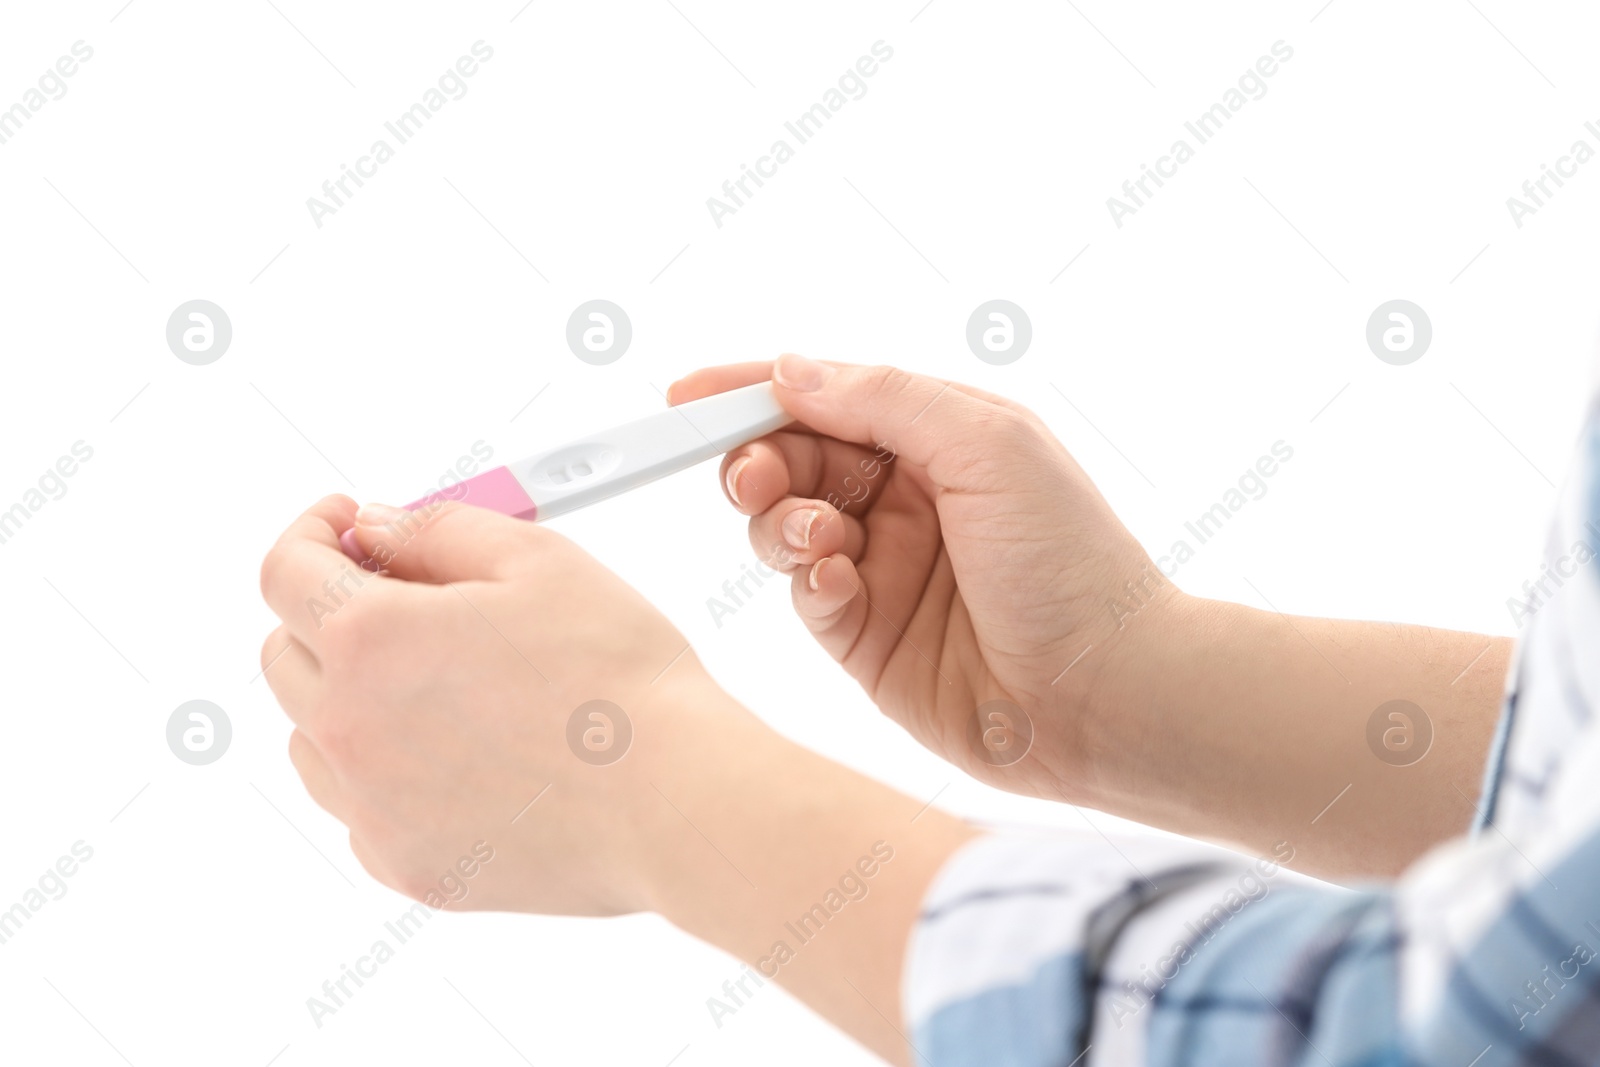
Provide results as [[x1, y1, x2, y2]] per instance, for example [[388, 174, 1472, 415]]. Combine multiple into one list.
[[355, 502, 410, 527], [338, 527, 363, 561], [783, 508, 821, 550], [809, 558, 828, 592], [773, 354, 831, 393], [725, 456, 751, 508], [665, 380, 680, 405]]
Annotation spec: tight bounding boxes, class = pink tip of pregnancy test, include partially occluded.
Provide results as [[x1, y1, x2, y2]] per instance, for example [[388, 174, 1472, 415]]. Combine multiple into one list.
[[404, 466, 538, 521], [336, 468, 538, 566]]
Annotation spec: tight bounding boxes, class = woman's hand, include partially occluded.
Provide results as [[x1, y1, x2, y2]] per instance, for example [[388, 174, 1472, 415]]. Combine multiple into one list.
[[257, 495, 975, 1061], [257, 495, 738, 916], [671, 358, 1510, 878], [670, 356, 1159, 803]]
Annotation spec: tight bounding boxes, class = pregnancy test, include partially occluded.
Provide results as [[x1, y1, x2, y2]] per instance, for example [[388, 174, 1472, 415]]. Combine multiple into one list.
[[340, 381, 791, 557]]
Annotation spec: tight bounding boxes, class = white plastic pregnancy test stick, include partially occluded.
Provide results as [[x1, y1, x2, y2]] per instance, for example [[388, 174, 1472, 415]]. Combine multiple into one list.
[[344, 382, 793, 554]]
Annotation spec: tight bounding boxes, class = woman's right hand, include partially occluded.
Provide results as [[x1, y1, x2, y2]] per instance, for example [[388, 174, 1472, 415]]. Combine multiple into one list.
[[670, 356, 1168, 804]]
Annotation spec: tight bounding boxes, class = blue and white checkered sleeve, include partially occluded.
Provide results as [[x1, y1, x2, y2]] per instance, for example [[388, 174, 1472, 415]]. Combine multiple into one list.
[[902, 831, 1397, 1067], [904, 733, 1600, 1067], [904, 403, 1600, 1067]]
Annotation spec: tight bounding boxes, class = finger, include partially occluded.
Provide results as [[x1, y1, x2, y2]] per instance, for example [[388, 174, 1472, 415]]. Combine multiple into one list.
[[347, 500, 555, 584], [260, 627, 321, 728], [768, 356, 1026, 489], [721, 437, 791, 515], [288, 728, 359, 828], [261, 496, 366, 646], [674, 357, 1032, 416], [722, 430, 891, 517], [790, 554, 870, 663], [668, 361, 778, 405], [347, 832, 407, 896], [749, 498, 864, 571]]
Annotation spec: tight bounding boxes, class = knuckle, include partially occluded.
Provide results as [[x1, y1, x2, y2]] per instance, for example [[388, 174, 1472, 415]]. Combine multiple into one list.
[[394, 860, 440, 903], [421, 499, 468, 524], [286, 727, 330, 781], [750, 523, 798, 571], [311, 717, 360, 768], [258, 547, 285, 602], [942, 406, 1043, 481], [320, 576, 401, 648], [353, 828, 429, 901], [347, 833, 396, 891], [986, 405, 1036, 440], [415, 499, 479, 543], [966, 404, 1037, 452], [863, 363, 915, 403], [260, 628, 288, 673], [394, 872, 435, 904], [315, 602, 374, 666], [325, 626, 370, 675]]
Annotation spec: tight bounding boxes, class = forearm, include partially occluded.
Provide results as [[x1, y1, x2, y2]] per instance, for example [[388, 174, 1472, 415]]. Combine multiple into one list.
[[1079, 592, 1510, 879], [639, 691, 975, 1064]]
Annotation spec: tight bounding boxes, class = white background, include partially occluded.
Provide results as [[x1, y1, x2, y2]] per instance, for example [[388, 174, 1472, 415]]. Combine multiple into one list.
[[2, 1, 1597, 1064]]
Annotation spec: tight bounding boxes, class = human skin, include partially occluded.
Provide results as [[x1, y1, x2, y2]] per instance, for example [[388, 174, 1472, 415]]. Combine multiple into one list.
[[259, 359, 1510, 1061], [668, 355, 1512, 879], [259, 496, 975, 1063]]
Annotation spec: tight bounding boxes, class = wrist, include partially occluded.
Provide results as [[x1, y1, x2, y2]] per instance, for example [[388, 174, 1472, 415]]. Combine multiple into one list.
[[631, 693, 907, 931], [611, 677, 771, 916], [1055, 584, 1218, 811], [634, 699, 976, 1060]]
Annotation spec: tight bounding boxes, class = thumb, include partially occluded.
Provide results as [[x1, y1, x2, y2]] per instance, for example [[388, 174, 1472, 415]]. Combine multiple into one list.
[[769, 355, 1019, 488], [343, 501, 538, 583]]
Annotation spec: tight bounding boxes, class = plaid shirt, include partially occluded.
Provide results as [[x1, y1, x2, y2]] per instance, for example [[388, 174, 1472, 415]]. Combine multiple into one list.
[[904, 406, 1600, 1067]]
